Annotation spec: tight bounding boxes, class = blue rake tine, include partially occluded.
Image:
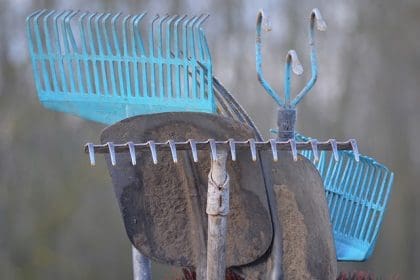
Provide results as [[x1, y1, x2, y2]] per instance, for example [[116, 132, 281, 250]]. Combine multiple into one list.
[[133, 12, 148, 97], [165, 15, 178, 98], [148, 14, 159, 98], [102, 13, 118, 96], [130, 13, 146, 97], [195, 14, 209, 99], [42, 10, 60, 93], [284, 50, 303, 108], [256, 10, 283, 107], [347, 163, 373, 237], [173, 15, 187, 98], [26, 10, 43, 91], [182, 16, 196, 98], [62, 10, 78, 94], [33, 10, 52, 92], [156, 14, 170, 97], [188, 15, 202, 99], [353, 164, 376, 237], [199, 28, 213, 102]]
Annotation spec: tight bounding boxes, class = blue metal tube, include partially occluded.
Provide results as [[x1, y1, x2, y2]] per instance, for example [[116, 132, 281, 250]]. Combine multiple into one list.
[[292, 8, 326, 107], [255, 10, 283, 107]]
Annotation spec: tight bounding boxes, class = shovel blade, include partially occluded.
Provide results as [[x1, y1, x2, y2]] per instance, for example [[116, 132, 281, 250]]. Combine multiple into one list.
[[100, 112, 273, 268]]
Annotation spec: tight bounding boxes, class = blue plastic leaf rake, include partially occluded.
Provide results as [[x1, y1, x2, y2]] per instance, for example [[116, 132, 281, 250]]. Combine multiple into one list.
[[257, 9, 394, 261], [297, 134, 394, 261], [26, 10, 215, 125]]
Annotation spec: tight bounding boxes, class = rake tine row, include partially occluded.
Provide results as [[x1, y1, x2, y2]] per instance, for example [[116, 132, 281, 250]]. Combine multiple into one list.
[[27, 10, 209, 59], [85, 138, 358, 166]]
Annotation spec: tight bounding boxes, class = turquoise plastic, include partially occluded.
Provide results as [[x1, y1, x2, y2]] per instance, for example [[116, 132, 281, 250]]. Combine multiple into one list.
[[297, 134, 394, 261], [26, 10, 215, 125]]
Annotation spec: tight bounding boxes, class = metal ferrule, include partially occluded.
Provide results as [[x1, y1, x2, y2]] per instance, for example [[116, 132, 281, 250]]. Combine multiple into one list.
[[277, 108, 296, 141]]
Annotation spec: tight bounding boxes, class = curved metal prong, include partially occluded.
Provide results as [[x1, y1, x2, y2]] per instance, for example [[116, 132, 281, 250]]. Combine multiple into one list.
[[350, 139, 360, 162], [127, 141, 137, 165], [228, 138, 236, 161], [269, 139, 278, 162], [189, 139, 198, 162], [289, 138, 298, 161], [87, 143, 96, 166], [148, 140, 158, 164], [291, 8, 327, 107], [168, 140, 178, 163], [310, 139, 319, 162], [256, 10, 283, 107], [284, 50, 303, 108], [107, 142, 116, 166], [209, 139, 217, 161], [329, 139, 339, 161], [249, 139, 257, 162]]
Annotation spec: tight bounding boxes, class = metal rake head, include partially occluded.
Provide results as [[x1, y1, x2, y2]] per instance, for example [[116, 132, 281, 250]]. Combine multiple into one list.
[[26, 10, 214, 124]]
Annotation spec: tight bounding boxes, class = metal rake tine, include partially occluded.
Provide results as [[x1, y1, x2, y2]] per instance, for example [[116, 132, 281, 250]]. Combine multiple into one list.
[[249, 139, 257, 162], [168, 140, 178, 163], [148, 140, 158, 164], [289, 138, 298, 161], [209, 139, 217, 161], [310, 139, 319, 162], [107, 142, 116, 166], [131, 13, 145, 56], [127, 141, 137, 165], [329, 139, 339, 161], [284, 50, 303, 108], [87, 143, 96, 166], [350, 139, 360, 162], [256, 10, 283, 108], [270, 139, 278, 162], [228, 138, 236, 161], [292, 8, 327, 107], [189, 139, 199, 162]]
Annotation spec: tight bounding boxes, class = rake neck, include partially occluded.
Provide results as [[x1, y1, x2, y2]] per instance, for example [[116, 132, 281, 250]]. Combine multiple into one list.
[[277, 108, 296, 141]]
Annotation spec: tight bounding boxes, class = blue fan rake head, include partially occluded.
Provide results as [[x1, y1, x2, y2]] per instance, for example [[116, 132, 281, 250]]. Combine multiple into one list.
[[26, 10, 215, 125], [297, 134, 394, 261]]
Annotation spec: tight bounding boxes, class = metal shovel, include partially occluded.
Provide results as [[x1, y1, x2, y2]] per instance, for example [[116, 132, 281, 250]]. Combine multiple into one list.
[[100, 112, 273, 273]]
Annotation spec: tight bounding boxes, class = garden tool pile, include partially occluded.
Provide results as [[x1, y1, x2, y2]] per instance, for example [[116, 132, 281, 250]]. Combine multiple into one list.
[[27, 7, 394, 280]]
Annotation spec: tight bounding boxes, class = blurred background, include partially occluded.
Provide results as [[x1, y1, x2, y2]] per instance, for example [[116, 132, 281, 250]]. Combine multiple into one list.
[[1, 0, 419, 278]]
